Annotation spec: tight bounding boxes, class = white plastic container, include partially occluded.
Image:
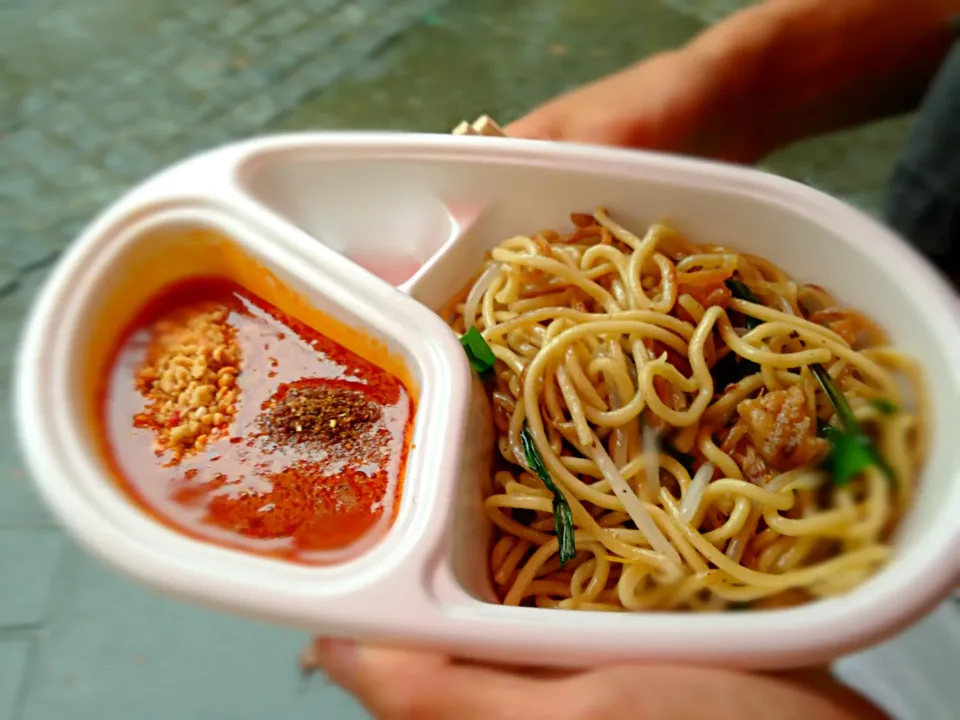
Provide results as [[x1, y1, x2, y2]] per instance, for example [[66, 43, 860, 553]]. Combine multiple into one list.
[[15, 133, 960, 670]]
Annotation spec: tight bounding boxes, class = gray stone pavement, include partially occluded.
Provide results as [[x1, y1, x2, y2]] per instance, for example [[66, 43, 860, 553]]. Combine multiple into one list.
[[0, 1, 954, 718]]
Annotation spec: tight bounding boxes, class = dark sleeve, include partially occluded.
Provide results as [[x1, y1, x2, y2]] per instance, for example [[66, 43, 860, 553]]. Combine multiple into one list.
[[883, 37, 960, 272]]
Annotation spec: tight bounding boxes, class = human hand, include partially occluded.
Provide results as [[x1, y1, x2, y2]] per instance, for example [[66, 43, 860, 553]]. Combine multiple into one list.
[[304, 638, 888, 720], [506, 0, 960, 164], [504, 49, 763, 164]]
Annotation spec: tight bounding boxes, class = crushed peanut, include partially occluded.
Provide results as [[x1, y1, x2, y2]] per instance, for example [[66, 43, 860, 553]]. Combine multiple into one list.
[[133, 304, 241, 460]]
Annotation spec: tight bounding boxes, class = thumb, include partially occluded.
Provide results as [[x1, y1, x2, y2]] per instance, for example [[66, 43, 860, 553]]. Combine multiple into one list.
[[311, 639, 556, 720], [310, 639, 446, 692], [503, 114, 558, 141], [503, 89, 654, 149]]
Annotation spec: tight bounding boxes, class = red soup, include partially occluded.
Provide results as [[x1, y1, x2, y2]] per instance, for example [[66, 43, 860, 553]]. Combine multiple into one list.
[[101, 277, 415, 563]]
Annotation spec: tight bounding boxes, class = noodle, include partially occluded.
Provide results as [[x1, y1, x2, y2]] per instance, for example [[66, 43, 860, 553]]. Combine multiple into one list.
[[447, 209, 927, 612]]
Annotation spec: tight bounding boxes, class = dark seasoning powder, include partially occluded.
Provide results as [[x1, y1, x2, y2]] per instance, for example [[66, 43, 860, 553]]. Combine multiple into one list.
[[261, 382, 381, 450]]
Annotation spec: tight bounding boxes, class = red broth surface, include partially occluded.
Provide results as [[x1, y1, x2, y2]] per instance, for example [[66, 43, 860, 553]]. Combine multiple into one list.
[[102, 278, 414, 563]]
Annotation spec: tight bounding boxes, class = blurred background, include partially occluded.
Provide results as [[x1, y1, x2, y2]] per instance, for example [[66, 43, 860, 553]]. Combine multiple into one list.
[[0, 1, 954, 718]]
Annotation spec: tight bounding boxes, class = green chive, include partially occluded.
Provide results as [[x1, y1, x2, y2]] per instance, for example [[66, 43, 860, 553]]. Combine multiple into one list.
[[810, 365, 859, 431], [712, 352, 761, 391], [870, 398, 898, 415], [459, 326, 496, 375], [724, 278, 762, 330], [521, 425, 576, 566], [819, 424, 875, 487], [811, 364, 895, 485]]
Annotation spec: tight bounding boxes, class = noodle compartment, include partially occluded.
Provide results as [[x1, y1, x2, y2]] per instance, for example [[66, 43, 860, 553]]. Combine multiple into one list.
[[448, 207, 926, 614]]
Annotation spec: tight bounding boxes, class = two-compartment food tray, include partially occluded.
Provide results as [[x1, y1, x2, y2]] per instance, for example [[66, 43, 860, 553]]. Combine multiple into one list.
[[15, 133, 960, 669]]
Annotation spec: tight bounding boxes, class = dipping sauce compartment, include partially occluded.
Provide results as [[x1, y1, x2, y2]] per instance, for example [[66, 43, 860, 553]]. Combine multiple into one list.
[[19, 198, 481, 635], [101, 276, 414, 565], [77, 217, 427, 568]]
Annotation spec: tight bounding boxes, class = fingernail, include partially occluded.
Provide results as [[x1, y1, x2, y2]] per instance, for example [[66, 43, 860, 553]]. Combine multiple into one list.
[[315, 637, 358, 689]]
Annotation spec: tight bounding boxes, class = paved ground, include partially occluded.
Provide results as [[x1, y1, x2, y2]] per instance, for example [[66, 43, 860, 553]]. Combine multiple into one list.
[[0, 1, 954, 719]]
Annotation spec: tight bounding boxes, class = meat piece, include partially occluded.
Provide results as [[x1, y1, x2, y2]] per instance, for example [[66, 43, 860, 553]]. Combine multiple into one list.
[[822, 316, 860, 347], [533, 234, 553, 256], [735, 439, 774, 485], [736, 386, 830, 470], [720, 421, 774, 485], [654, 375, 689, 412], [679, 282, 732, 310], [677, 269, 733, 310], [566, 287, 590, 312]]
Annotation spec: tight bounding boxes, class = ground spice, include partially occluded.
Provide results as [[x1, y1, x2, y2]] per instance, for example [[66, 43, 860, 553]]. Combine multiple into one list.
[[260, 382, 380, 449]]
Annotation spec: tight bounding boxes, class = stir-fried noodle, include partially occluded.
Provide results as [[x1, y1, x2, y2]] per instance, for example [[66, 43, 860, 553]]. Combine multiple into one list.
[[446, 208, 926, 612]]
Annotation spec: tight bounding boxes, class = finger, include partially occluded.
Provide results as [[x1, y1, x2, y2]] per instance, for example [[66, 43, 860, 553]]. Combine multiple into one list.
[[452, 657, 579, 680], [299, 637, 326, 674], [503, 113, 557, 141], [305, 637, 569, 682], [318, 641, 559, 720], [572, 664, 889, 720], [767, 667, 890, 720], [505, 97, 639, 148], [316, 642, 886, 720]]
